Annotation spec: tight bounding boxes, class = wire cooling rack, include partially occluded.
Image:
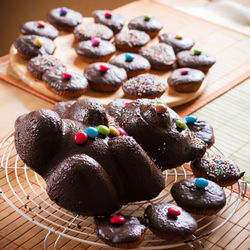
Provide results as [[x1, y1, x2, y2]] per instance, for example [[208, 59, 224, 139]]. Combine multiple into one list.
[[0, 132, 246, 249]]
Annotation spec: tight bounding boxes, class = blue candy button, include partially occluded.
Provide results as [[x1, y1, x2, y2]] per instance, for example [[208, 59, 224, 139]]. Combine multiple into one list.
[[195, 178, 208, 188], [125, 53, 135, 62], [60, 7, 68, 16], [85, 127, 99, 138], [185, 115, 198, 124]]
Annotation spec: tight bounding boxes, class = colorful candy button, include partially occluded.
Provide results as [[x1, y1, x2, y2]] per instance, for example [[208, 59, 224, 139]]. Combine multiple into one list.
[[175, 33, 183, 40], [194, 49, 202, 55], [176, 120, 187, 131], [37, 20, 46, 28], [110, 215, 125, 224], [91, 37, 101, 46], [180, 68, 189, 75], [155, 104, 167, 114], [60, 7, 68, 16], [105, 11, 112, 18], [117, 127, 127, 136], [168, 207, 181, 216], [97, 125, 110, 135], [195, 178, 208, 188], [74, 132, 87, 144], [62, 72, 72, 80], [34, 38, 44, 47], [144, 15, 151, 21], [125, 53, 135, 62], [124, 102, 130, 106], [109, 126, 120, 136], [185, 115, 198, 124], [85, 127, 99, 138], [99, 64, 110, 73]]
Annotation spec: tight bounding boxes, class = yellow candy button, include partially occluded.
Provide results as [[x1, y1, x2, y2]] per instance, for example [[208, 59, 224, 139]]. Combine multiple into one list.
[[175, 33, 183, 39], [109, 126, 120, 136], [34, 38, 44, 47]]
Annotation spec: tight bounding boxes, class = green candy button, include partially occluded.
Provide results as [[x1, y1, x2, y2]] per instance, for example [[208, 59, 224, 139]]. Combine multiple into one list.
[[97, 125, 110, 135], [144, 15, 151, 21], [176, 120, 187, 131], [156, 100, 167, 106], [194, 49, 202, 55]]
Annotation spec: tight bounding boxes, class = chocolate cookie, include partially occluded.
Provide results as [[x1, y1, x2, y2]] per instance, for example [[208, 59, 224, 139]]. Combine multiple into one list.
[[114, 29, 150, 53], [42, 69, 88, 98], [84, 63, 127, 92], [191, 154, 244, 187], [144, 203, 197, 241], [20, 20, 59, 40], [75, 38, 116, 63], [167, 68, 205, 92], [122, 73, 167, 99], [93, 10, 126, 34], [185, 115, 214, 147], [159, 32, 194, 53], [171, 178, 226, 216], [47, 7, 82, 31], [28, 55, 66, 80], [109, 53, 150, 78], [14, 35, 56, 59], [128, 15, 163, 38], [177, 49, 216, 72], [73, 22, 113, 41], [95, 215, 147, 248], [140, 43, 176, 70]]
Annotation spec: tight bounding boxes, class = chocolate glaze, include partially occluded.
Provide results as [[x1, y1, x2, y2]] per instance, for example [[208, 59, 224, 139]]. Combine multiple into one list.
[[115, 29, 150, 48], [84, 63, 127, 91], [159, 33, 194, 53], [14, 35, 56, 58], [107, 99, 206, 169], [15, 98, 165, 216], [47, 7, 82, 28], [28, 55, 66, 79], [43, 68, 88, 92], [109, 53, 150, 73], [128, 16, 163, 32], [140, 43, 176, 69], [73, 23, 113, 41], [144, 203, 197, 240], [191, 154, 244, 186], [95, 216, 147, 245], [186, 118, 214, 147], [177, 51, 216, 71], [171, 178, 226, 212], [93, 10, 126, 33], [20, 21, 59, 40], [75, 40, 115, 58], [122, 73, 167, 99]]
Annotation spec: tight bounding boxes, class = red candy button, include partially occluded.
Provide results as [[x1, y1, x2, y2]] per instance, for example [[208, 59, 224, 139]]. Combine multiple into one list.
[[99, 64, 110, 73], [74, 132, 87, 144], [62, 72, 72, 79], [37, 20, 46, 27], [110, 215, 125, 224], [117, 127, 127, 136], [168, 207, 181, 216], [105, 11, 112, 18], [124, 102, 130, 106]]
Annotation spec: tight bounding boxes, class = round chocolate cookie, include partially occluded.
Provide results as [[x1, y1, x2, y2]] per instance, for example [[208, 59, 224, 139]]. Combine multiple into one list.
[[73, 22, 113, 41], [167, 68, 205, 93], [171, 178, 226, 216], [128, 15, 163, 38], [114, 29, 150, 53], [144, 203, 197, 241], [20, 20, 59, 40], [185, 115, 214, 147], [191, 154, 244, 187], [177, 49, 216, 73], [28, 55, 66, 80], [95, 215, 147, 248], [14, 35, 56, 59], [159, 32, 194, 53], [140, 43, 176, 70], [84, 62, 127, 92], [75, 38, 116, 63], [109, 53, 151, 78], [122, 73, 167, 99], [93, 10, 126, 34], [47, 7, 82, 31], [42, 69, 89, 98]]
